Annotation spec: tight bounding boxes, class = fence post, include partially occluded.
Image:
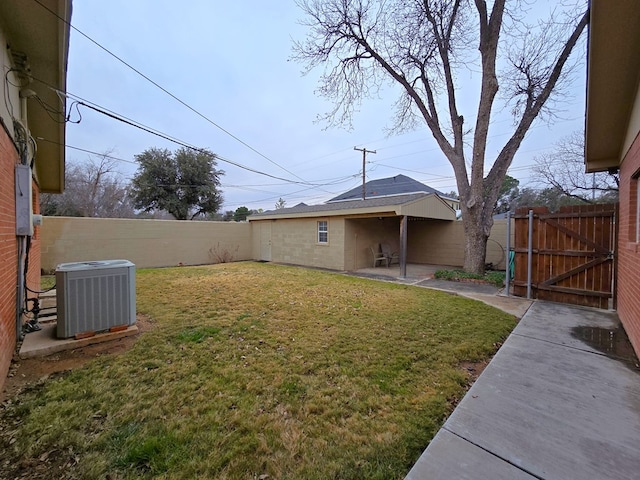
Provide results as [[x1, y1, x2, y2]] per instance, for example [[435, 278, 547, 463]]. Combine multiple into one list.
[[505, 211, 511, 297], [527, 209, 533, 299]]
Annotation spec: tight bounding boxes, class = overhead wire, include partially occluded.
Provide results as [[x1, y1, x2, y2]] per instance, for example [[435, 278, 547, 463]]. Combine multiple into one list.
[[25, 71, 361, 197], [60, 95, 315, 185], [30, 0, 584, 208], [30, 0, 309, 184]]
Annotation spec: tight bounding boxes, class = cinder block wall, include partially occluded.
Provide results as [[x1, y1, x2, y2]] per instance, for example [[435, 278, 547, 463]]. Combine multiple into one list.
[[344, 217, 402, 270], [40, 217, 253, 271], [267, 217, 347, 270], [617, 132, 640, 355], [254, 216, 510, 271], [407, 219, 510, 269]]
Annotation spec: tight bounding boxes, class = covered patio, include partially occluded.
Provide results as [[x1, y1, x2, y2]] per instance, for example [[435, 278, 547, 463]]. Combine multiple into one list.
[[353, 262, 455, 282], [250, 193, 460, 273]]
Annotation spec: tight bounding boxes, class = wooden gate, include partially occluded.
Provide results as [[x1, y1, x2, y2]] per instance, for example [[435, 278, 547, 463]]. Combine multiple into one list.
[[511, 204, 617, 309]]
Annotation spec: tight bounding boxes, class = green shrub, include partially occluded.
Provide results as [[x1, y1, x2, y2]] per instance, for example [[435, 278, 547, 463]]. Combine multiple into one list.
[[434, 269, 505, 287]]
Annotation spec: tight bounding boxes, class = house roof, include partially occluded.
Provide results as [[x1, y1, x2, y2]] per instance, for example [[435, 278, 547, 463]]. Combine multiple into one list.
[[585, 0, 640, 172], [0, 0, 72, 193], [249, 192, 456, 221], [326, 174, 450, 202]]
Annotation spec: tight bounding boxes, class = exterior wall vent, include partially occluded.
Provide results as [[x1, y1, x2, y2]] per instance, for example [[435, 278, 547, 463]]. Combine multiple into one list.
[[55, 260, 136, 338]]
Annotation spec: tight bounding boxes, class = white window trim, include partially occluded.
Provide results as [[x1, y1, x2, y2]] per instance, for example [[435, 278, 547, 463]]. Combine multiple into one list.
[[317, 220, 328, 244]]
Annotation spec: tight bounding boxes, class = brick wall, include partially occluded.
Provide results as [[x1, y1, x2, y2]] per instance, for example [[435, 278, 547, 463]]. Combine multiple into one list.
[[0, 121, 42, 392], [0, 124, 18, 390], [617, 131, 640, 355]]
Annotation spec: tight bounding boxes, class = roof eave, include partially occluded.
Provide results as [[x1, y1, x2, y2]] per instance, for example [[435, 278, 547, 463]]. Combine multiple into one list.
[[248, 206, 399, 221], [0, 0, 72, 193], [585, 0, 640, 173]]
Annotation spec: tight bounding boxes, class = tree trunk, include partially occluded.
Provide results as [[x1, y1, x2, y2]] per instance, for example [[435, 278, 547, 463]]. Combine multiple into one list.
[[461, 209, 491, 274]]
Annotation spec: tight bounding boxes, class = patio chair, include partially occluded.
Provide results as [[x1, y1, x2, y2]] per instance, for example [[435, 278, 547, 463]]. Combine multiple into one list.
[[370, 245, 388, 267], [381, 243, 399, 266]]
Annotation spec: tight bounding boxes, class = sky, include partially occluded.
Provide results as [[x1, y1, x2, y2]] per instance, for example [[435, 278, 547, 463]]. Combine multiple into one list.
[[60, 0, 588, 213]]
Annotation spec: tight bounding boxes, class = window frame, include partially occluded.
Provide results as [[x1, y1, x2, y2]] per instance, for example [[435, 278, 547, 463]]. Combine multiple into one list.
[[317, 220, 328, 244]]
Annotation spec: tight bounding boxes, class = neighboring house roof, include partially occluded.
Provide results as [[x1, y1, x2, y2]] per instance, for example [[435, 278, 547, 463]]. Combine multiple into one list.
[[249, 192, 456, 221], [326, 174, 452, 202], [585, 0, 640, 173], [0, 0, 72, 193]]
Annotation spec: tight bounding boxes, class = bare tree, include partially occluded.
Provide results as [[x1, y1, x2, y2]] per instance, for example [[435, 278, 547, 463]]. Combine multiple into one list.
[[533, 130, 619, 203], [294, 0, 588, 273], [41, 152, 135, 218]]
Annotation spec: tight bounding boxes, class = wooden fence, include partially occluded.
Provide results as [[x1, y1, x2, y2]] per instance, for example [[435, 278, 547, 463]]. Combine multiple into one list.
[[511, 204, 617, 309]]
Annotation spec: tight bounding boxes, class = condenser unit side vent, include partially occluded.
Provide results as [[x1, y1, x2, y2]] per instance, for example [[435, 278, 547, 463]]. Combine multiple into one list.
[[56, 260, 136, 339]]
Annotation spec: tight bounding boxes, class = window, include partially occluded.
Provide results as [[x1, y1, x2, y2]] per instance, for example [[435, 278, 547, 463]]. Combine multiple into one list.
[[317, 220, 328, 244]]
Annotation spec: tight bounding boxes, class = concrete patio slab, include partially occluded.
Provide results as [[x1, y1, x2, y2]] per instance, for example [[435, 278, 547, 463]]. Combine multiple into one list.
[[406, 429, 538, 480], [349, 264, 534, 318], [406, 301, 640, 479], [19, 322, 138, 359]]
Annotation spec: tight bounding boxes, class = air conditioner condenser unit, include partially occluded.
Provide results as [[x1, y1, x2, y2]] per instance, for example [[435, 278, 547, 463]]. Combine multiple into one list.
[[55, 260, 136, 339]]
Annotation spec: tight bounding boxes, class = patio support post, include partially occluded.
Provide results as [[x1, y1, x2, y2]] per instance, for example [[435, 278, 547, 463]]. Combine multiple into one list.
[[400, 215, 408, 278]]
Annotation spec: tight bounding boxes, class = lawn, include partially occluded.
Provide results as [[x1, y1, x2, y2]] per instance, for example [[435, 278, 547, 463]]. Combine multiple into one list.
[[1, 262, 516, 479]]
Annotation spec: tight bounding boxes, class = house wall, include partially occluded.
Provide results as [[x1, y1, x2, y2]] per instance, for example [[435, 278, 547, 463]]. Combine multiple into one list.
[[0, 120, 19, 392], [617, 111, 640, 355], [40, 217, 253, 271], [266, 217, 347, 270], [1, 28, 43, 391]]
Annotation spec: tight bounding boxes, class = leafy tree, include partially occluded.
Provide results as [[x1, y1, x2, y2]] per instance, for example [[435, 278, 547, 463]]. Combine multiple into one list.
[[131, 147, 224, 220], [233, 206, 250, 222], [533, 131, 619, 203], [294, 0, 588, 273], [275, 197, 287, 209], [41, 152, 135, 218], [445, 191, 459, 200], [494, 175, 520, 214], [508, 186, 588, 213]]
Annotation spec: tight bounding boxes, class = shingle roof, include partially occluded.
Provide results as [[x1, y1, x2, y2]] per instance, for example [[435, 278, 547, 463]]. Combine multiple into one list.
[[327, 174, 447, 202], [250, 193, 431, 218]]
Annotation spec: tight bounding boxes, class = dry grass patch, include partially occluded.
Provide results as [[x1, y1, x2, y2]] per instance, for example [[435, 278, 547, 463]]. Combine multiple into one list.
[[1, 262, 516, 479]]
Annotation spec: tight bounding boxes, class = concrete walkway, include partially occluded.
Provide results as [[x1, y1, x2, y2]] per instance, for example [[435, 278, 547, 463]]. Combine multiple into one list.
[[405, 300, 640, 480], [350, 265, 533, 318]]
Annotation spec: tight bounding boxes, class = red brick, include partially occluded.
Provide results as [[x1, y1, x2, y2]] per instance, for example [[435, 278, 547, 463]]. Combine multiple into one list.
[[0, 125, 42, 392], [618, 132, 640, 356]]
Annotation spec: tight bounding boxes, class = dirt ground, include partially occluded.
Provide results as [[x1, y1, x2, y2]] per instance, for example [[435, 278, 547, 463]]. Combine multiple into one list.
[[0, 316, 153, 403]]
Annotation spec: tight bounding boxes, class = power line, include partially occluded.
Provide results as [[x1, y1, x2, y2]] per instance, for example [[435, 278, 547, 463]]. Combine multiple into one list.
[[57, 95, 314, 185], [37, 134, 362, 194], [37, 138, 137, 164], [30, 0, 308, 184]]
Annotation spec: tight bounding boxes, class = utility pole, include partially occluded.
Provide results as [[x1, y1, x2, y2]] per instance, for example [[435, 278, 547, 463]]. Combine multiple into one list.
[[354, 147, 376, 200]]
